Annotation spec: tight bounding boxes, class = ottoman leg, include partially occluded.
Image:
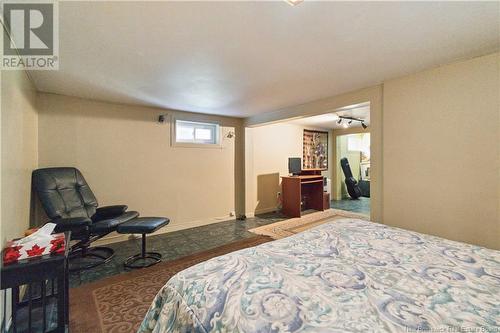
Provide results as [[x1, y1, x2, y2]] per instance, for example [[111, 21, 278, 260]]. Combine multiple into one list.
[[124, 234, 162, 269]]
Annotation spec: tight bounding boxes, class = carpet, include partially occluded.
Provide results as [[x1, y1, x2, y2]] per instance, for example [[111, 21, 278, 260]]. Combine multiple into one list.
[[249, 209, 369, 239], [69, 235, 273, 333]]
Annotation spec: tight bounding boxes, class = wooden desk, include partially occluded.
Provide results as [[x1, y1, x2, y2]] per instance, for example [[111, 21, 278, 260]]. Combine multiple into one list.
[[281, 171, 325, 218]]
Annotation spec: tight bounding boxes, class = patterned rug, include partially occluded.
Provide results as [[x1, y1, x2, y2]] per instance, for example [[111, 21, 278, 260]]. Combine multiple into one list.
[[249, 209, 369, 239], [69, 236, 273, 333]]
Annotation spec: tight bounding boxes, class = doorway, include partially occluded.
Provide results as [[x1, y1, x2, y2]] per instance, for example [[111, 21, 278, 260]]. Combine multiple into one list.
[[244, 102, 371, 217], [332, 132, 370, 215]]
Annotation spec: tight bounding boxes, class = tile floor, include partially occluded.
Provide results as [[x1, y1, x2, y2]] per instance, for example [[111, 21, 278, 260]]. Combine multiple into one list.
[[330, 197, 370, 215], [69, 212, 288, 287]]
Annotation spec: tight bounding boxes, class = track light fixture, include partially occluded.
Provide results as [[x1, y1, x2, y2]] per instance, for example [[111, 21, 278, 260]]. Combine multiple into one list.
[[337, 116, 368, 129]]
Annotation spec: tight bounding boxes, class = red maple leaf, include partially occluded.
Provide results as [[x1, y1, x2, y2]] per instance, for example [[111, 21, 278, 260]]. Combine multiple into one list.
[[50, 238, 65, 253], [26, 244, 46, 257], [3, 246, 22, 264]]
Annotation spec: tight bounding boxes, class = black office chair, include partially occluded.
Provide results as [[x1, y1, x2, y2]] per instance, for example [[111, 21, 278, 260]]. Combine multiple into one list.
[[32, 167, 139, 271], [340, 157, 362, 199]]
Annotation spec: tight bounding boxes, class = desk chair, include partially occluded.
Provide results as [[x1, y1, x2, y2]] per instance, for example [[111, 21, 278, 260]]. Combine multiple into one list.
[[340, 157, 362, 199]]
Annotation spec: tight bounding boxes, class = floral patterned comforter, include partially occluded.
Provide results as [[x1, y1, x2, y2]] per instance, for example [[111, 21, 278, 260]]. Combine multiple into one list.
[[139, 219, 500, 333]]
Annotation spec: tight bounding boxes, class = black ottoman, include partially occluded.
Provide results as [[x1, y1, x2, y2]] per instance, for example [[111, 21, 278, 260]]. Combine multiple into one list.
[[117, 217, 170, 269]]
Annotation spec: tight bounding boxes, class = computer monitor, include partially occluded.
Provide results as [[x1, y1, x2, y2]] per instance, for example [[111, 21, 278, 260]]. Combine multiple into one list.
[[288, 157, 302, 175]]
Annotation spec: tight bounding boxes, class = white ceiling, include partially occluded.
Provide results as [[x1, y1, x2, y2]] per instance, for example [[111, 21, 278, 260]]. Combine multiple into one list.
[[30, 1, 500, 118], [289, 104, 370, 129]]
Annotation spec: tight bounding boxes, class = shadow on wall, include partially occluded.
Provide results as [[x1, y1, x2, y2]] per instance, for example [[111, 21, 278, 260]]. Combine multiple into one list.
[[30, 180, 50, 228], [255, 173, 280, 215]]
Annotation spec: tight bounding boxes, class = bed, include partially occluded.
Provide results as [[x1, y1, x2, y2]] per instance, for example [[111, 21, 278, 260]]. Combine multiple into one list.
[[138, 218, 500, 333]]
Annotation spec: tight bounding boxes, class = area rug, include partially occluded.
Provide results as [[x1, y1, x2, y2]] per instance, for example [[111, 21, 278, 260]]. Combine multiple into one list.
[[249, 209, 369, 239], [69, 235, 273, 333]]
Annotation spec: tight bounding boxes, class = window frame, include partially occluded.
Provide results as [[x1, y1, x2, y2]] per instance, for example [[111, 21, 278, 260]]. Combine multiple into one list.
[[171, 117, 222, 148]]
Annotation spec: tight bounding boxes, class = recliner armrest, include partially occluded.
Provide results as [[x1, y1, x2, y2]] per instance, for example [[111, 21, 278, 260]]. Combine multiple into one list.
[[93, 205, 128, 220], [52, 217, 92, 233]]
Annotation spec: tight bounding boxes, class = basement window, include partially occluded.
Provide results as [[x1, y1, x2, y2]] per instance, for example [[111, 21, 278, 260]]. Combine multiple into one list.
[[347, 135, 362, 151], [173, 119, 221, 146]]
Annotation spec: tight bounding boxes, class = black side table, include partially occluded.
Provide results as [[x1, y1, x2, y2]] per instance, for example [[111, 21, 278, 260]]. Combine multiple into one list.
[[1, 232, 70, 333]]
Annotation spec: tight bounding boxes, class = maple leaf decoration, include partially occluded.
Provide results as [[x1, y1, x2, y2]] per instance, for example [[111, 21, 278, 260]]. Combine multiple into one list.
[[26, 244, 46, 257], [50, 238, 65, 254], [3, 246, 22, 264]]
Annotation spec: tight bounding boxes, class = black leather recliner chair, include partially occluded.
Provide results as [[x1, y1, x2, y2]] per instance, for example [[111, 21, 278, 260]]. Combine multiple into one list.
[[32, 167, 139, 271], [340, 157, 362, 199]]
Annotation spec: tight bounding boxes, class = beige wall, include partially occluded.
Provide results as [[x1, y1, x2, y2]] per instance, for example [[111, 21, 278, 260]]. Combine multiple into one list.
[[1, 70, 38, 247], [36, 93, 244, 240], [245, 123, 329, 215], [383, 53, 499, 249], [335, 135, 362, 200]]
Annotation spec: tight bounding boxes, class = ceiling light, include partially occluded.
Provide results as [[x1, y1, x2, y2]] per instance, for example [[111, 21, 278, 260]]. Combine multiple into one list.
[[285, 0, 304, 6], [361, 122, 368, 129]]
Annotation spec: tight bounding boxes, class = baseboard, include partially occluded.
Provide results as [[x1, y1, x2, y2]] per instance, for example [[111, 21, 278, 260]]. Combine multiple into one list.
[[93, 214, 234, 246], [254, 206, 278, 215], [245, 206, 280, 219]]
